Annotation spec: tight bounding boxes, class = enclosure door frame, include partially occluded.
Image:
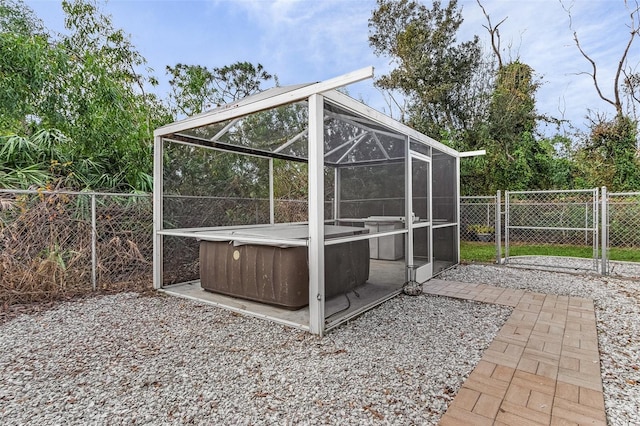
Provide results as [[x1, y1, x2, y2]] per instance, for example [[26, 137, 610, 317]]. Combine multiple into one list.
[[408, 151, 433, 282]]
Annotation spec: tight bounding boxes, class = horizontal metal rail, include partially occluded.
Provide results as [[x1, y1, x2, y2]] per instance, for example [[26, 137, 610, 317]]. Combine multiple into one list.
[[507, 225, 595, 232], [0, 188, 150, 197]]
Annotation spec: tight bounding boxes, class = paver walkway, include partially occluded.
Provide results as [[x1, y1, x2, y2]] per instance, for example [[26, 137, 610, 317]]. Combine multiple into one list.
[[424, 279, 606, 426]]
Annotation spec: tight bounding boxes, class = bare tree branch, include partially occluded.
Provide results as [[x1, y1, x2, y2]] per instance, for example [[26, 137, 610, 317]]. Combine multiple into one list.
[[561, 0, 617, 110], [610, 0, 640, 114], [561, 0, 640, 116], [477, 0, 507, 68], [573, 30, 617, 110], [624, 69, 640, 104], [378, 88, 408, 122]]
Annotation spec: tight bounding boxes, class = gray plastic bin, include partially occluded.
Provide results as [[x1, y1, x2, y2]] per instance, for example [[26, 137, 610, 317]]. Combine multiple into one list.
[[364, 216, 404, 260]]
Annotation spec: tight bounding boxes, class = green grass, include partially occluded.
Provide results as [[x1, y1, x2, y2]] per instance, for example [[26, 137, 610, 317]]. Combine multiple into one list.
[[460, 241, 640, 263], [460, 241, 499, 263]]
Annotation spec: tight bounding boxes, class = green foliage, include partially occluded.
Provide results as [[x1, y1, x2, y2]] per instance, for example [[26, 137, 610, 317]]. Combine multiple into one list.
[[166, 61, 274, 117], [369, 2, 574, 194], [0, 0, 44, 35], [489, 63, 538, 135], [574, 115, 640, 191], [1, 0, 636, 197], [166, 64, 218, 117], [0, 0, 171, 192], [481, 62, 549, 191], [0, 129, 70, 188], [368, 0, 484, 137], [50, 0, 170, 191], [0, 7, 66, 133], [455, 61, 569, 193]]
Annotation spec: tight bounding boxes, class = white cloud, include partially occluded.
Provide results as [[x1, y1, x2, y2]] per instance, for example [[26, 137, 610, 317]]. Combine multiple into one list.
[[459, 0, 640, 131], [25, 0, 640, 132]]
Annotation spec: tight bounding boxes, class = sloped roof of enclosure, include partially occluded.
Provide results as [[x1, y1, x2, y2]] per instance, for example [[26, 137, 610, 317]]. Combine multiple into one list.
[[154, 66, 460, 165]]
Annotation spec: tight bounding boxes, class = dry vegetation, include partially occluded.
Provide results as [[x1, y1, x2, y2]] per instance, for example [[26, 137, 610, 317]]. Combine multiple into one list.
[[0, 191, 311, 320], [0, 192, 153, 312]]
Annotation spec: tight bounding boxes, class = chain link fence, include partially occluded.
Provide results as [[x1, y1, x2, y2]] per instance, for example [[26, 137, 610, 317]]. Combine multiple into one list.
[[505, 189, 600, 272], [462, 189, 640, 274], [460, 196, 498, 242], [160, 195, 308, 285], [607, 192, 640, 248], [505, 189, 598, 245], [2, 188, 638, 305], [0, 189, 152, 305]]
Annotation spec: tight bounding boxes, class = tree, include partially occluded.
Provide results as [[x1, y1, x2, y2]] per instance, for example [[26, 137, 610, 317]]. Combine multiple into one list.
[[162, 61, 280, 202], [563, 0, 640, 118], [573, 115, 640, 191], [562, 0, 640, 191], [49, 0, 171, 191], [368, 0, 485, 138], [0, 0, 65, 133], [166, 61, 274, 118], [0, 0, 44, 35], [1, 0, 171, 191]]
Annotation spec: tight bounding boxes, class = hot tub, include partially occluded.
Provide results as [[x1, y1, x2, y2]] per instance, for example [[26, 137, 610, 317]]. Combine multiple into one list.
[[198, 225, 369, 309]]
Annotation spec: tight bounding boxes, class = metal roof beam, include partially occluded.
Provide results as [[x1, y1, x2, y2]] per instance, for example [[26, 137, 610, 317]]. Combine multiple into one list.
[[371, 133, 391, 159], [210, 117, 241, 141], [155, 66, 374, 137], [325, 110, 405, 140], [324, 132, 367, 158]]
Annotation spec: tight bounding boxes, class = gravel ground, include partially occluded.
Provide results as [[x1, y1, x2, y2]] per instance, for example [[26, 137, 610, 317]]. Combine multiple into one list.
[[1, 260, 638, 425], [0, 290, 510, 425], [440, 259, 640, 426]]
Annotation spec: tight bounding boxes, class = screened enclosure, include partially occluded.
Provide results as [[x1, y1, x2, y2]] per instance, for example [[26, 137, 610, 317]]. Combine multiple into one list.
[[153, 67, 461, 335]]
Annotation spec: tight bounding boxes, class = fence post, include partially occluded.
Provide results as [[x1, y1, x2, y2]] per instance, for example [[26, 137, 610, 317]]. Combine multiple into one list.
[[495, 190, 501, 264], [601, 186, 608, 275], [504, 191, 510, 263], [91, 193, 97, 291]]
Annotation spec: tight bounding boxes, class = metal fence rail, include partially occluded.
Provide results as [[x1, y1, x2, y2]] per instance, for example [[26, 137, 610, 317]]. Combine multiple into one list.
[[504, 188, 600, 272]]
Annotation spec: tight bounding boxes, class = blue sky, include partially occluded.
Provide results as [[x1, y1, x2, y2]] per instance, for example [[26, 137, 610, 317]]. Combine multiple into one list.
[[24, 0, 639, 134]]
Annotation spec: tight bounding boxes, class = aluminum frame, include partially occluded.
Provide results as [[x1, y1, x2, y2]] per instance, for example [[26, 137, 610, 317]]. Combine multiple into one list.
[[152, 67, 463, 335]]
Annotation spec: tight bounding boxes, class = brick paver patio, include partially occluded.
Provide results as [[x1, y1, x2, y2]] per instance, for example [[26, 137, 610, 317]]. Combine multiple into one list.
[[424, 279, 606, 426]]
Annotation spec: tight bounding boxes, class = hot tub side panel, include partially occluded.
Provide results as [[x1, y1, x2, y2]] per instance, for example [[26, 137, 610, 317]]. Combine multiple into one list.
[[199, 243, 309, 309], [199, 240, 369, 309]]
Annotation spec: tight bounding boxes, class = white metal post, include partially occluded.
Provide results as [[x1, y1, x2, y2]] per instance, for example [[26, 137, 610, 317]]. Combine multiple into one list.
[[308, 94, 325, 336], [456, 156, 460, 265], [428, 155, 433, 276], [504, 191, 510, 263], [601, 186, 608, 275], [594, 188, 599, 273], [153, 136, 164, 290], [496, 190, 501, 264], [269, 159, 275, 225], [404, 137, 412, 282], [333, 168, 340, 222]]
